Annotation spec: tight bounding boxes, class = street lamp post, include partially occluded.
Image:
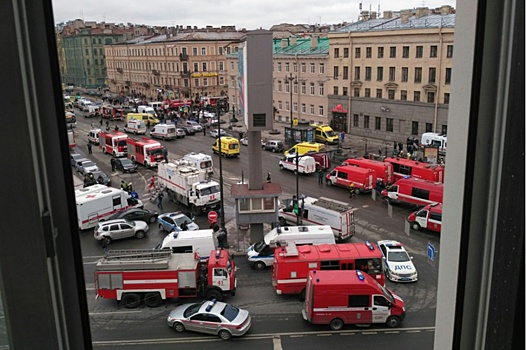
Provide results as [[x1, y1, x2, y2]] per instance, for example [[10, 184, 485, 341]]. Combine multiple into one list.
[[286, 73, 296, 147], [363, 138, 369, 158], [216, 104, 226, 236]]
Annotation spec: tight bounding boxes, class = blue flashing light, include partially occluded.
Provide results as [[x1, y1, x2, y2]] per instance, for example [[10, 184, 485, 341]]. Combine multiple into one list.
[[365, 241, 375, 250], [205, 299, 217, 312], [356, 270, 365, 281], [403, 175, 411, 179]]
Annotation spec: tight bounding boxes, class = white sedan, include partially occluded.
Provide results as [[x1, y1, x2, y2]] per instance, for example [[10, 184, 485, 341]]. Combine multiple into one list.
[[377, 240, 418, 282], [210, 129, 228, 138]]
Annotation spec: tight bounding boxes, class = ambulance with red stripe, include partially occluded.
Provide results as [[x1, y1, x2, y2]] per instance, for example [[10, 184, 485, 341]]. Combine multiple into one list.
[[302, 270, 406, 330], [407, 202, 442, 233], [272, 242, 384, 300], [75, 187, 143, 230], [99, 131, 129, 157]]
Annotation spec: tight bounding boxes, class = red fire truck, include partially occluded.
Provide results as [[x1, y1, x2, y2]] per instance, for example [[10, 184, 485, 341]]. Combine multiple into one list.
[[99, 131, 128, 157], [302, 270, 406, 330], [382, 176, 444, 207], [343, 158, 394, 185], [326, 165, 377, 194], [407, 202, 442, 233], [126, 136, 166, 167], [384, 157, 444, 183], [102, 105, 124, 121], [95, 249, 236, 308], [272, 242, 384, 300]]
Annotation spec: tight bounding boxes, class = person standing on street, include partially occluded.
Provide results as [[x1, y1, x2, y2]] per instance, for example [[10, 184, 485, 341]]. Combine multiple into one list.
[[87, 143, 92, 154], [266, 172, 272, 183], [317, 167, 325, 185], [349, 182, 355, 198], [203, 125, 206, 136], [148, 175, 156, 192], [157, 191, 164, 210], [111, 158, 116, 172]]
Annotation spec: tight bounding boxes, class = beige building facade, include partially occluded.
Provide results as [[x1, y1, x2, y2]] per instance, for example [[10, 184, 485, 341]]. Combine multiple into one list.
[[327, 6, 455, 142]]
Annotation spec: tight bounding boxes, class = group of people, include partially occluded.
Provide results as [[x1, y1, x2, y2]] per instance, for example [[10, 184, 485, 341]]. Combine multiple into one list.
[[83, 172, 104, 187]]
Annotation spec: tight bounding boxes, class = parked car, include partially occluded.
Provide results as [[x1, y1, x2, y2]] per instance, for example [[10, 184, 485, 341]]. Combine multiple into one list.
[[377, 240, 418, 282], [70, 153, 85, 166], [176, 128, 186, 138], [209, 129, 228, 138], [74, 159, 99, 176], [262, 140, 284, 153], [240, 138, 248, 146], [93, 219, 149, 245], [106, 208, 159, 224], [185, 120, 203, 132], [157, 212, 199, 232], [114, 157, 138, 173], [180, 126, 196, 135], [91, 170, 111, 186], [167, 299, 251, 341]]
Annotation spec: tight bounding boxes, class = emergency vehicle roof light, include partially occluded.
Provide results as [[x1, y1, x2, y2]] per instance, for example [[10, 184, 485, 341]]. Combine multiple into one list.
[[172, 232, 178, 238], [365, 241, 374, 250], [403, 175, 411, 179], [356, 270, 365, 281], [215, 249, 221, 259], [205, 299, 217, 312]]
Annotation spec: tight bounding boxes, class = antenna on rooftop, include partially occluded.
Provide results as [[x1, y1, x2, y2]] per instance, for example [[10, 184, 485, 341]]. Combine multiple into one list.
[[359, 2, 362, 11]]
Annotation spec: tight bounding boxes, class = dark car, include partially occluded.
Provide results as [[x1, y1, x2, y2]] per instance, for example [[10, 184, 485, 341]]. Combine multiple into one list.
[[181, 126, 196, 135], [122, 105, 135, 114], [106, 208, 159, 224], [91, 170, 111, 186], [114, 157, 138, 173]]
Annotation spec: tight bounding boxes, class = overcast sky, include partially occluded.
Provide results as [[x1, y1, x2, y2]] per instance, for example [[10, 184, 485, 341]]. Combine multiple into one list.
[[51, 0, 456, 30]]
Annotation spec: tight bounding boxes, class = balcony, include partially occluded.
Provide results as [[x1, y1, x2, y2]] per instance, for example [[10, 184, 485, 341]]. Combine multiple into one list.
[[181, 70, 191, 78], [117, 67, 123, 73], [152, 69, 160, 76], [143, 82, 150, 88], [179, 53, 188, 60]]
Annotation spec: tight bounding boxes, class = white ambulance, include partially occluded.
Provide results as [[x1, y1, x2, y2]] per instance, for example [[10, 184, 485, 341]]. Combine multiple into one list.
[[182, 152, 214, 176], [75, 187, 143, 230]]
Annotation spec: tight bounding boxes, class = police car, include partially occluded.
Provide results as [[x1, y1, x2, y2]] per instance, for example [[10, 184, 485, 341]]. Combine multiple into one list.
[[377, 240, 418, 282]]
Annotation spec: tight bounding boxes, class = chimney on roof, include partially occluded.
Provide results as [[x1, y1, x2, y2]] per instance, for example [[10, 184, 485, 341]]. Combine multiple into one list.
[[361, 10, 370, 21], [383, 11, 393, 19], [440, 5, 452, 15], [400, 9, 412, 24], [281, 38, 287, 48], [310, 35, 318, 50], [370, 11, 377, 20], [415, 7, 429, 18], [290, 37, 297, 46]]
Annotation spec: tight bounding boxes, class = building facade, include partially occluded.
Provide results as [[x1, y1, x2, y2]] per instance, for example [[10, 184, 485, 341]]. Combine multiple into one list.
[[327, 6, 455, 142], [105, 31, 245, 100]]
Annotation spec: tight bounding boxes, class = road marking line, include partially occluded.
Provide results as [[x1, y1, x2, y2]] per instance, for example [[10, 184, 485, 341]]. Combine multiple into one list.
[[273, 335, 283, 350]]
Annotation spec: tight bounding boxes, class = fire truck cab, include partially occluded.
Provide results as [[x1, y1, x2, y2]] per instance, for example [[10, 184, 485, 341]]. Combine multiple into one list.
[[407, 202, 442, 233], [126, 136, 166, 167], [99, 131, 128, 157]]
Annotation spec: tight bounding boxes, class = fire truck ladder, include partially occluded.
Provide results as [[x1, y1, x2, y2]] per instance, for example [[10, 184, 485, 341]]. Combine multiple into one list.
[[314, 197, 352, 213], [97, 249, 172, 270]]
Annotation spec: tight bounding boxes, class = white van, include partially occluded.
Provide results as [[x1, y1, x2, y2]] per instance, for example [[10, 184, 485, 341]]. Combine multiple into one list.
[[247, 225, 336, 270], [154, 229, 216, 261], [137, 105, 157, 117], [279, 154, 316, 174], [150, 123, 177, 140], [87, 128, 101, 145], [421, 132, 447, 153], [148, 101, 162, 110], [84, 104, 100, 115], [123, 119, 147, 134]]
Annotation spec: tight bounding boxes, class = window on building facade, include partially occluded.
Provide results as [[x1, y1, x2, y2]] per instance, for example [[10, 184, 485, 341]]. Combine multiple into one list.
[[333, 86, 338, 95], [301, 82, 306, 94], [364, 115, 370, 129], [354, 88, 360, 97], [377, 67, 383, 81], [376, 89, 382, 98], [353, 114, 359, 127], [414, 91, 421, 101], [230, 61, 234, 70], [285, 101, 290, 111], [193, 62, 199, 72], [319, 63, 324, 74], [365, 88, 371, 97], [203, 78, 208, 86], [310, 63, 315, 73], [342, 87, 348, 96], [441, 125, 447, 135], [430, 45, 438, 58], [278, 101, 282, 109], [426, 123, 433, 132], [429, 68, 436, 83], [192, 47, 198, 55], [378, 47, 384, 58], [278, 80, 282, 92], [301, 62, 306, 73], [416, 46, 423, 58], [219, 62, 224, 71], [301, 103, 306, 113], [318, 106, 324, 116], [310, 83, 315, 95], [412, 121, 419, 135], [415, 67, 422, 83], [333, 66, 339, 79], [293, 63, 298, 73], [386, 118, 394, 132], [354, 66, 360, 80], [365, 67, 371, 80], [401, 67, 409, 82], [388, 89, 395, 99], [200, 47, 206, 55], [93, 48, 97, 56], [285, 81, 290, 93], [444, 92, 450, 104], [343, 66, 349, 79], [219, 77, 224, 85], [293, 82, 298, 94], [310, 105, 314, 114], [86, 59, 90, 65], [354, 47, 360, 58], [390, 46, 396, 58], [334, 48, 339, 58], [375, 117, 381, 130], [427, 91, 435, 103], [403, 46, 409, 58], [319, 84, 324, 96], [202, 62, 207, 71], [389, 67, 396, 81], [277, 62, 282, 72], [445, 68, 452, 84], [447, 45, 454, 58], [366, 47, 372, 58], [285, 62, 289, 72]]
